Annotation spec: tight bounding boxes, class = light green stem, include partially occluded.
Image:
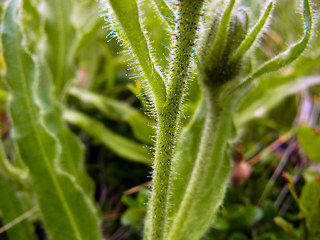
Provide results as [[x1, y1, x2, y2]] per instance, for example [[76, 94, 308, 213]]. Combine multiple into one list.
[[146, 1, 204, 239], [166, 81, 250, 240], [166, 85, 220, 240]]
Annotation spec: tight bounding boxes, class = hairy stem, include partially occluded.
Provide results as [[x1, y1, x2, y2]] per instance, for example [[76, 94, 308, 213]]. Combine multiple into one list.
[[146, 0, 204, 239], [166, 85, 220, 240]]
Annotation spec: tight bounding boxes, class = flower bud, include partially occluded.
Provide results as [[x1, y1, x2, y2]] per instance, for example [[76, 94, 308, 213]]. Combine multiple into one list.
[[201, 8, 248, 86]]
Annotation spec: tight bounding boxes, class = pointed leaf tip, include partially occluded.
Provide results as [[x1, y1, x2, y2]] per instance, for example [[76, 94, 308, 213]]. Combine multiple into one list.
[[250, 0, 312, 80], [229, 1, 273, 65]]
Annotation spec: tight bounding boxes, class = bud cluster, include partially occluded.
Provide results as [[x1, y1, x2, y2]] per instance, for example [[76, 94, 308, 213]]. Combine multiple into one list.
[[201, 7, 249, 85]]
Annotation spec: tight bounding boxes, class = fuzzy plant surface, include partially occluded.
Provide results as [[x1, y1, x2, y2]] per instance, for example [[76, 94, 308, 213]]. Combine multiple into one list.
[[0, 0, 103, 239], [103, 0, 314, 240], [0, 0, 317, 239]]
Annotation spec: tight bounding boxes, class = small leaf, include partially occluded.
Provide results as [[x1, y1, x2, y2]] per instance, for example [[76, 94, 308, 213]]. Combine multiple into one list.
[[253, 234, 277, 240], [297, 125, 320, 164], [42, 0, 78, 97], [235, 75, 320, 127], [121, 189, 149, 230], [37, 63, 95, 195], [0, 175, 37, 240], [229, 1, 273, 65], [249, 0, 312, 80], [152, 0, 175, 28], [229, 232, 249, 240], [139, 0, 172, 69], [105, 0, 166, 107], [128, 113, 155, 145], [64, 110, 152, 165], [0, 139, 27, 181], [203, 0, 236, 75], [72, 0, 102, 52], [227, 205, 263, 230], [273, 216, 300, 239], [121, 207, 146, 229], [1, 1, 102, 239], [167, 99, 205, 221], [69, 87, 155, 144], [282, 172, 300, 208], [299, 180, 320, 239]]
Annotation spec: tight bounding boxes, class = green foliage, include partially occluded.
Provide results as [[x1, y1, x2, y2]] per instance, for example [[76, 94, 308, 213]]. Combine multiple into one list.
[[107, 0, 166, 108], [0, 176, 37, 240], [297, 126, 320, 163], [69, 87, 155, 145], [236, 76, 320, 127], [64, 109, 151, 165], [299, 180, 320, 240], [1, 0, 320, 239], [1, 1, 102, 239], [121, 188, 150, 230], [104, 0, 315, 239]]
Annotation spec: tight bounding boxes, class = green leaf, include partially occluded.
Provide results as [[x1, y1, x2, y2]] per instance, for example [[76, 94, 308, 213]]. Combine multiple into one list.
[[229, 1, 273, 65], [299, 180, 320, 239], [229, 233, 249, 240], [203, 0, 236, 73], [37, 63, 95, 195], [249, 0, 312, 80], [139, 0, 172, 69], [42, 0, 78, 97], [20, 0, 41, 52], [235, 75, 320, 127], [253, 234, 277, 240], [106, 0, 167, 108], [166, 91, 240, 240], [69, 87, 155, 144], [302, 166, 320, 183], [0, 175, 37, 240], [1, 1, 102, 239], [152, 0, 175, 28], [273, 217, 300, 239], [64, 110, 152, 165], [297, 126, 320, 164], [227, 205, 263, 231], [0, 139, 27, 181], [121, 207, 146, 229], [72, 0, 102, 52], [20, 0, 96, 196], [167, 99, 205, 221], [69, 87, 136, 120], [127, 112, 155, 145]]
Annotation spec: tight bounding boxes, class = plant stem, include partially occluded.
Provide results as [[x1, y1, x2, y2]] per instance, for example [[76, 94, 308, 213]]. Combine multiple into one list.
[[166, 80, 251, 239], [146, 1, 204, 239], [166, 84, 220, 240]]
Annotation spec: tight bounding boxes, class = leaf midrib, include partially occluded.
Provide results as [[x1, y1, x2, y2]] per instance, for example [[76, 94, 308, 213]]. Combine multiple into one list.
[[12, 16, 83, 240]]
